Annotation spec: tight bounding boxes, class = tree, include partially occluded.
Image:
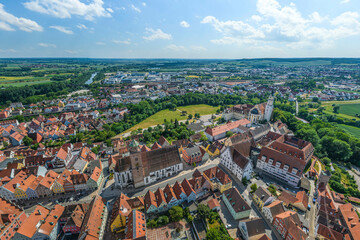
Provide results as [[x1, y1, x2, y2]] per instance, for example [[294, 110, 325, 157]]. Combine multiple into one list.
[[169, 206, 184, 222], [226, 131, 234, 138], [333, 105, 340, 114], [188, 114, 193, 119], [197, 204, 211, 220], [312, 97, 319, 103], [242, 177, 248, 186], [157, 216, 169, 226], [250, 183, 258, 193], [23, 136, 33, 146]]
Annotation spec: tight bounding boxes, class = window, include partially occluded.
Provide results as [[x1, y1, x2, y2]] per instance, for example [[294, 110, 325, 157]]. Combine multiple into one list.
[[275, 161, 281, 167], [268, 158, 274, 164], [261, 155, 267, 161], [292, 168, 298, 174]]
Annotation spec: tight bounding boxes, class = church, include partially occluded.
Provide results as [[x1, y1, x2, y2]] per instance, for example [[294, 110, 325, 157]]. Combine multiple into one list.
[[223, 96, 274, 123]]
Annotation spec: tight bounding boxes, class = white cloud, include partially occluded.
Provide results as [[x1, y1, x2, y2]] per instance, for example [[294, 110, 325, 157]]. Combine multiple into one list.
[[202, 0, 360, 49], [50, 25, 73, 34], [77, 24, 87, 30], [38, 42, 56, 48], [107, 8, 113, 13], [143, 28, 172, 40], [341, 0, 350, 4], [96, 41, 105, 45], [131, 4, 141, 13], [251, 15, 262, 22], [112, 39, 131, 44], [180, 20, 190, 28], [65, 50, 78, 54], [0, 3, 43, 32], [23, 0, 112, 21], [0, 49, 17, 53], [142, 2, 146, 7], [165, 44, 186, 51]]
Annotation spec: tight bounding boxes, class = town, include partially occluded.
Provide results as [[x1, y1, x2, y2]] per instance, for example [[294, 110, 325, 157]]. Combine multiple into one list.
[[0, 58, 360, 240]]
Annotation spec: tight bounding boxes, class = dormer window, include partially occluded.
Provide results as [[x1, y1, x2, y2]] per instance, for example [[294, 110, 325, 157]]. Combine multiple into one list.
[[268, 158, 274, 164]]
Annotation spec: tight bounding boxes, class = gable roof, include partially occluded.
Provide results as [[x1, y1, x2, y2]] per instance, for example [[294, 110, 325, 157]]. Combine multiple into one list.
[[223, 187, 251, 213]]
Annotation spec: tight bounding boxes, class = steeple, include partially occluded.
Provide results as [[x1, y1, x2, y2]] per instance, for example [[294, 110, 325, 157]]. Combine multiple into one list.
[[264, 96, 274, 122]]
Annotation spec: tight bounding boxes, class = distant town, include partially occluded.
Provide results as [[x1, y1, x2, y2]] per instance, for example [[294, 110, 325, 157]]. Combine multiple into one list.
[[0, 58, 359, 240]]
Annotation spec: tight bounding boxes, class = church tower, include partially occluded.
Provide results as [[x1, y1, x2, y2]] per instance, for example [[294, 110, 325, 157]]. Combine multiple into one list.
[[264, 96, 274, 122]]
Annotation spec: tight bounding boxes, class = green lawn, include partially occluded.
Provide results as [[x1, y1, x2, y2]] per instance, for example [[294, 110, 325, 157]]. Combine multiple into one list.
[[338, 104, 360, 117], [122, 104, 220, 134], [338, 124, 360, 138]]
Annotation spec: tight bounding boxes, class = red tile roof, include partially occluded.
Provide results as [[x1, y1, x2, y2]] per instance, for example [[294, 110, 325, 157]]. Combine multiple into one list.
[[205, 119, 251, 137]]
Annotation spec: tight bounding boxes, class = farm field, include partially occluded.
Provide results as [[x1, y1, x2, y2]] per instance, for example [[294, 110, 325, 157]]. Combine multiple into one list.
[[337, 124, 360, 138], [321, 99, 360, 120], [0, 76, 51, 87], [121, 104, 220, 134]]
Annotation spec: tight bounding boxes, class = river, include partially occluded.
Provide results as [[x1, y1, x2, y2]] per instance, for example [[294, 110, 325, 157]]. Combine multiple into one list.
[[85, 72, 98, 85]]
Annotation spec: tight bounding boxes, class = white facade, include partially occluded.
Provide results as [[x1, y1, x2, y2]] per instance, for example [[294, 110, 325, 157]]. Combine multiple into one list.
[[74, 183, 88, 191], [144, 163, 183, 185], [256, 159, 300, 187], [262, 205, 274, 223], [114, 170, 133, 188], [264, 96, 274, 122], [220, 148, 253, 181]]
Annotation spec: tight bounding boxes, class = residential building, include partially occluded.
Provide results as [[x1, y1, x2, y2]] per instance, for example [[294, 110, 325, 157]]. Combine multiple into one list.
[[202, 166, 232, 193], [124, 210, 147, 240], [0, 197, 27, 240], [338, 203, 360, 240], [256, 134, 314, 187], [205, 119, 251, 141], [238, 218, 267, 240], [262, 200, 285, 223], [222, 187, 251, 220], [253, 187, 274, 209]]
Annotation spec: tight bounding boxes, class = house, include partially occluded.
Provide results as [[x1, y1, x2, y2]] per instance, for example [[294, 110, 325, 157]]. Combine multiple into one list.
[[273, 211, 306, 240], [262, 200, 285, 223], [59, 203, 89, 235], [338, 203, 360, 240], [0, 197, 27, 240], [13, 204, 65, 240], [124, 210, 147, 240], [110, 193, 134, 233], [202, 166, 232, 193], [205, 119, 251, 141], [172, 181, 188, 204], [220, 138, 255, 181], [51, 146, 73, 168], [71, 173, 89, 191], [256, 133, 314, 187], [207, 198, 221, 211], [238, 218, 267, 240], [182, 145, 207, 165], [79, 195, 107, 240], [144, 190, 158, 214], [9, 132, 24, 146], [222, 187, 251, 220], [253, 187, 274, 209], [278, 191, 309, 212], [87, 166, 103, 190], [163, 184, 178, 208]]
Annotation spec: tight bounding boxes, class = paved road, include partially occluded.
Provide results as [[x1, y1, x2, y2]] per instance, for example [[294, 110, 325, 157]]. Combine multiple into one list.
[[308, 180, 316, 239], [100, 158, 220, 200], [218, 164, 279, 240]]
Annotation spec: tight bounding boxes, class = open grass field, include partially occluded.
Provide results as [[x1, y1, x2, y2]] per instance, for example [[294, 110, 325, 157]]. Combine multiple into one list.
[[0, 76, 51, 87], [320, 99, 360, 120], [338, 104, 360, 117], [337, 124, 360, 138], [121, 104, 220, 134]]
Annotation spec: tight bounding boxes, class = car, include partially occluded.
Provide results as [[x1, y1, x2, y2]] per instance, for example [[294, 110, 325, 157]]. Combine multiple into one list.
[[308, 204, 311, 210], [313, 198, 316, 203], [226, 224, 232, 229]]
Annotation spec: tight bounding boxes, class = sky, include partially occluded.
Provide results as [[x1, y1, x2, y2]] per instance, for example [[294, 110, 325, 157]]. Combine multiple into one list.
[[0, 0, 360, 58]]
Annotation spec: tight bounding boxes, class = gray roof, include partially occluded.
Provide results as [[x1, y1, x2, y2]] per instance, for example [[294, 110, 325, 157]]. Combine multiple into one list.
[[72, 159, 88, 172], [187, 123, 204, 132], [242, 218, 266, 237], [300, 177, 311, 191], [250, 123, 271, 141], [185, 146, 202, 157], [253, 186, 272, 201]]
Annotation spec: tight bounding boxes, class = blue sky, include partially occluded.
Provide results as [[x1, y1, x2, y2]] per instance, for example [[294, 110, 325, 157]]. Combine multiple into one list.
[[0, 0, 360, 58]]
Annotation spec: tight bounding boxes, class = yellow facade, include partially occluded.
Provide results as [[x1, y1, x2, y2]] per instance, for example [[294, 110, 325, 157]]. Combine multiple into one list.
[[253, 194, 265, 209], [111, 214, 127, 233], [14, 188, 27, 199], [207, 147, 220, 157], [52, 181, 65, 194]]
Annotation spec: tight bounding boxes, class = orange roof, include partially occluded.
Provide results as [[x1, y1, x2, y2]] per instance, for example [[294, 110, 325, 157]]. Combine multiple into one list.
[[3, 171, 27, 193], [207, 198, 220, 210], [90, 167, 102, 182], [40, 176, 56, 189], [56, 148, 68, 161], [339, 203, 360, 240], [38, 204, 65, 235], [125, 210, 146, 239], [80, 195, 106, 240], [18, 174, 37, 192], [16, 205, 50, 238], [205, 119, 250, 137]]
